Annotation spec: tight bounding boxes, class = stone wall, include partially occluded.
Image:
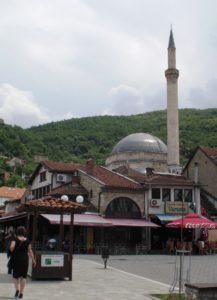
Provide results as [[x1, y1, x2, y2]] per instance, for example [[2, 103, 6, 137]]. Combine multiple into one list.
[[105, 151, 167, 173], [79, 171, 145, 216], [100, 192, 144, 216]]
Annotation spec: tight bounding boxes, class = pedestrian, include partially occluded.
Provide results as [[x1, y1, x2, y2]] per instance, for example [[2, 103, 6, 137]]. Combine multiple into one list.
[[9, 226, 36, 299], [46, 237, 57, 250]]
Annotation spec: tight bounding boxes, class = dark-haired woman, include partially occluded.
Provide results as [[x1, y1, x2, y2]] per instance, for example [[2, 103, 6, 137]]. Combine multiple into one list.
[[10, 226, 36, 299]]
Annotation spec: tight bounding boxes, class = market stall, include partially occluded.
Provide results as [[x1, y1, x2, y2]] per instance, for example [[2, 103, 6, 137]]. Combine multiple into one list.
[[17, 196, 86, 280]]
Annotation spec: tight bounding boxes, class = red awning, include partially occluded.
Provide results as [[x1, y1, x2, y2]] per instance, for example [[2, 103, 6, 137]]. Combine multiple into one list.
[[41, 213, 113, 227], [41, 214, 159, 228], [105, 218, 159, 227]]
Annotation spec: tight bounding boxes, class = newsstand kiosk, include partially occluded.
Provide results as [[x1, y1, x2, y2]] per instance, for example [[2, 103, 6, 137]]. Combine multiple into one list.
[[18, 196, 86, 281]]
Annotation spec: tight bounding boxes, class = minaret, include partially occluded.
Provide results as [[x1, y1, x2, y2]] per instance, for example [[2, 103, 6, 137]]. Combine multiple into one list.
[[165, 28, 180, 173]]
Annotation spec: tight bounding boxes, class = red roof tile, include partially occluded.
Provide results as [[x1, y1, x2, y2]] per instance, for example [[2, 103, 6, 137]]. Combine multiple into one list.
[[43, 160, 81, 172], [79, 165, 143, 190], [144, 174, 194, 186], [201, 147, 217, 164], [114, 166, 194, 186], [18, 196, 86, 213], [49, 182, 88, 196], [0, 186, 26, 199]]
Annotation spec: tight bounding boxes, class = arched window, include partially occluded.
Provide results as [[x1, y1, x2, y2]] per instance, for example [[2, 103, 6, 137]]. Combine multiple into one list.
[[105, 197, 141, 218]]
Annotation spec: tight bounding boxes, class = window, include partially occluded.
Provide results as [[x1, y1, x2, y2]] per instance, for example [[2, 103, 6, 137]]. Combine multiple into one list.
[[162, 189, 171, 202], [40, 171, 46, 182], [184, 189, 192, 202], [105, 197, 141, 218], [174, 189, 183, 201], [152, 188, 161, 199]]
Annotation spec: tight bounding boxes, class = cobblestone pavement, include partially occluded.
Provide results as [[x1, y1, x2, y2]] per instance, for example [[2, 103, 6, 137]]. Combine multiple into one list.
[[1, 253, 217, 299], [82, 254, 217, 285], [0, 254, 168, 300]]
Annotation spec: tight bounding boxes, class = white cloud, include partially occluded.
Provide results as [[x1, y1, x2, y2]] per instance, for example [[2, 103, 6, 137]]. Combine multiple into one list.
[[0, 84, 50, 128], [0, 1, 217, 126], [103, 84, 165, 115], [186, 78, 217, 108]]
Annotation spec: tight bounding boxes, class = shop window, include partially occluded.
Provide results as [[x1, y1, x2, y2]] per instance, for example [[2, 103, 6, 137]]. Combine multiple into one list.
[[162, 189, 171, 202], [184, 189, 192, 202], [152, 188, 161, 199], [40, 171, 46, 182], [174, 189, 183, 201]]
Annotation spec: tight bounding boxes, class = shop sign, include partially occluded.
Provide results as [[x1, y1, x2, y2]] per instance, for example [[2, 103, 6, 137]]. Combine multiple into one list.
[[41, 254, 64, 267], [165, 202, 189, 214]]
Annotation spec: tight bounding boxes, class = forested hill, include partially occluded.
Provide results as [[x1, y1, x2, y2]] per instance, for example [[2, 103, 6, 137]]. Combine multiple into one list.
[[0, 108, 217, 185]]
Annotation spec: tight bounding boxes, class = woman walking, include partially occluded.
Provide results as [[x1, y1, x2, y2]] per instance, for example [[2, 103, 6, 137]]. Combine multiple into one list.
[[9, 226, 36, 298]]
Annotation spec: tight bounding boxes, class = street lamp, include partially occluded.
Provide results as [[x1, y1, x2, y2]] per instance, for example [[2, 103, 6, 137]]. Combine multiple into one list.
[[61, 195, 69, 201], [76, 195, 84, 204]]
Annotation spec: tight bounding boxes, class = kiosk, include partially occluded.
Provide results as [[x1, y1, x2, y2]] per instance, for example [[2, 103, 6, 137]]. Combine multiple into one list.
[[18, 196, 86, 280]]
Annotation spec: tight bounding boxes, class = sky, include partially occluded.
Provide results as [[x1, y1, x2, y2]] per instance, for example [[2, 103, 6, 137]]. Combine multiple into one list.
[[0, 0, 217, 128]]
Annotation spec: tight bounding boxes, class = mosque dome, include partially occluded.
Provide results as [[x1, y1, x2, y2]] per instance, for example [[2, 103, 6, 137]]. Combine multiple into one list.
[[111, 133, 167, 155]]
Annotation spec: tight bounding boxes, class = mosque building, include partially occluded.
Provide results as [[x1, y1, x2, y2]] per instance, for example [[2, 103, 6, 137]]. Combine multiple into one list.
[[105, 29, 180, 175]]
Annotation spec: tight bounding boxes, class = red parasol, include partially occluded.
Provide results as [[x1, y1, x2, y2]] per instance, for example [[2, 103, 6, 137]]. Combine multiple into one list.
[[166, 212, 217, 229]]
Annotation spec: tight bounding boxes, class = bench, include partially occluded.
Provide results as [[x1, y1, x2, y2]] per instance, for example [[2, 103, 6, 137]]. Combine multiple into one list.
[[185, 283, 217, 299]]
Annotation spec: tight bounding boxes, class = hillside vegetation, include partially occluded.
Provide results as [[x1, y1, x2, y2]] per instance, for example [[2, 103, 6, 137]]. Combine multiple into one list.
[[0, 108, 217, 187]]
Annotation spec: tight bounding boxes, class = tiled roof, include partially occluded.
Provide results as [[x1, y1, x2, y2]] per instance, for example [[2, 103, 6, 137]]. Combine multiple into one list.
[[113, 166, 146, 184], [0, 186, 26, 199], [201, 147, 217, 165], [143, 174, 195, 186], [114, 166, 194, 186], [43, 160, 81, 172], [49, 182, 88, 196], [18, 196, 86, 213], [29, 159, 143, 190], [79, 165, 143, 190]]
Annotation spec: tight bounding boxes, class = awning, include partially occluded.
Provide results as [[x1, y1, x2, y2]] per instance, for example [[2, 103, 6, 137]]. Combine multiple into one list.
[[41, 214, 159, 227], [41, 213, 113, 227], [155, 214, 182, 223], [105, 218, 159, 227], [0, 212, 27, 223]]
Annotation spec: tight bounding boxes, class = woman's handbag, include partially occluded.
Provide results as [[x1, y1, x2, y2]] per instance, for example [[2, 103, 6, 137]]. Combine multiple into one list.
[[7, 255, 14, 274]]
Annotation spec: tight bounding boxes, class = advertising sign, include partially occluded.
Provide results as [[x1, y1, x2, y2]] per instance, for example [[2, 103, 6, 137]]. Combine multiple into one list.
[[166, 202, 189, 214], [41, 254, 64, 267]]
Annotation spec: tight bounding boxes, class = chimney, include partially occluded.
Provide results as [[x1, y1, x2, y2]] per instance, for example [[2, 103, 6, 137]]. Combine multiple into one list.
[[72, 170, 80, 185], [146, 168, 154, 176], [86, 158, 94, 175], [194, 162, 199, 184]]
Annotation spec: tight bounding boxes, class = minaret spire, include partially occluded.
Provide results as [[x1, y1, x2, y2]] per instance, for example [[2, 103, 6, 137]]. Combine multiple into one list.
[[168, 28, 175, 49], [165, 28, 180, 173]]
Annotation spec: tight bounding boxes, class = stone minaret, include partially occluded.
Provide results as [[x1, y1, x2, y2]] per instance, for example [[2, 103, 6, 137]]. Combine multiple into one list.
[[165, 29, 180, 173]]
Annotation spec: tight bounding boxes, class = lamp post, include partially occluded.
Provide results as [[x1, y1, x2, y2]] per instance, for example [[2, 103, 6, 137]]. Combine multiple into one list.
[[179, 197, 184, 295]]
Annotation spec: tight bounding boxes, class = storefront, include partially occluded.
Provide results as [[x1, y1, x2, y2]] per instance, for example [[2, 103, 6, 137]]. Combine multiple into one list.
[[40, 213, 159, 254]]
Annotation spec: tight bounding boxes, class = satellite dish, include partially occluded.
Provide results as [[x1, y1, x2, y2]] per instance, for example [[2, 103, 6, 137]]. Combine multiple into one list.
[[76, 195, 84, 203], [61, 195, 69, 201]]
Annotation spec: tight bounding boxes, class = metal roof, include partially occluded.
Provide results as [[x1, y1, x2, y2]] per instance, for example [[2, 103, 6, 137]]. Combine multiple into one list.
[[111, 133, 167, 155]]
